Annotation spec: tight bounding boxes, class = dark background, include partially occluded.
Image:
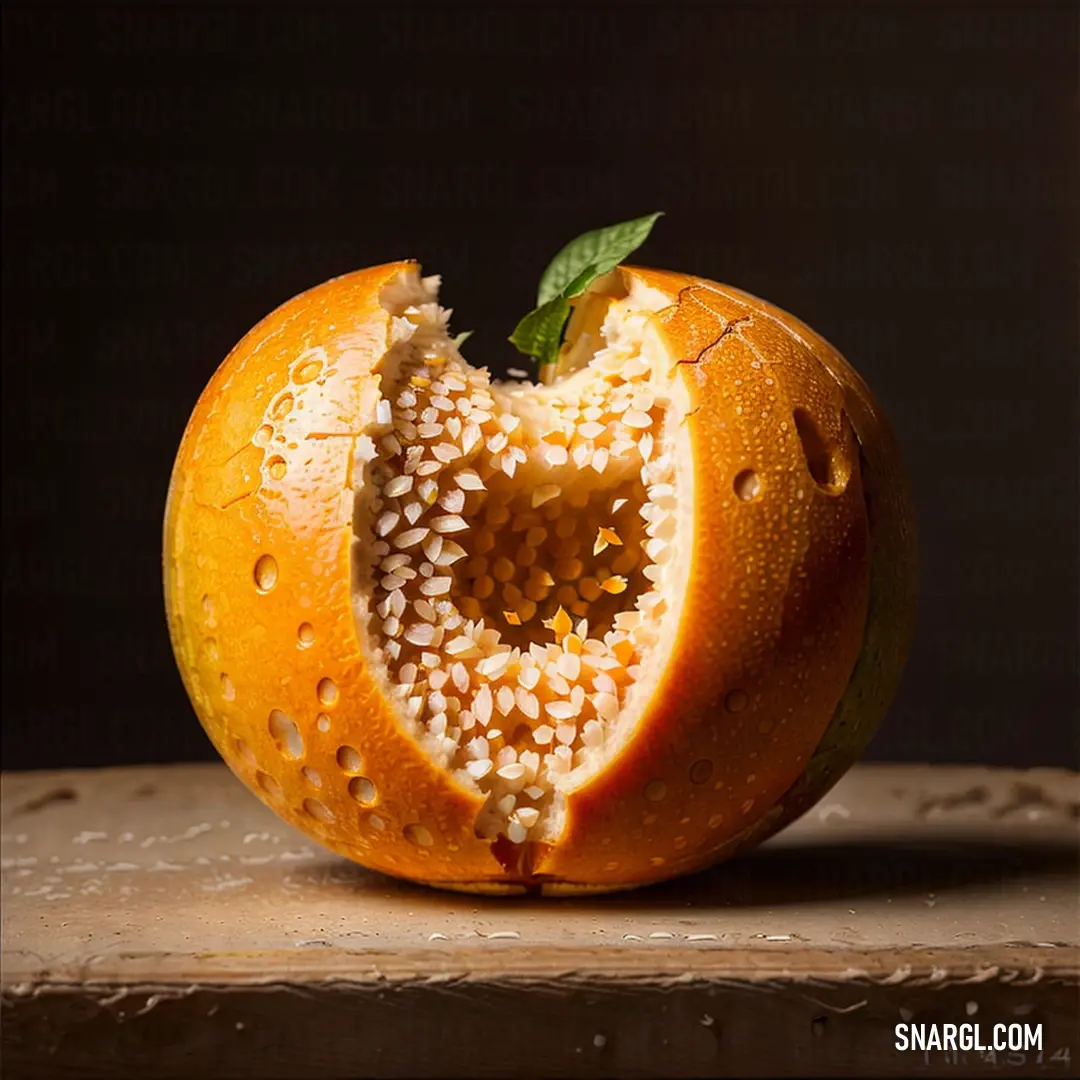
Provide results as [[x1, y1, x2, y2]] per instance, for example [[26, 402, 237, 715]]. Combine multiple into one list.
[[3, 3, 1077, 771]]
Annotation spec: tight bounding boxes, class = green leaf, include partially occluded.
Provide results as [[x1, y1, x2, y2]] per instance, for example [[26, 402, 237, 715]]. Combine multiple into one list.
[[451, 330, 473, 347], [507, 296, 571, 368], [536, 212, 664, 305], [509, 212, 664, 366]]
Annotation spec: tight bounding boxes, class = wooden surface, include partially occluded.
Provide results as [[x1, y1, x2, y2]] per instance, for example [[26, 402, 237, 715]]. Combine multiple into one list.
[[2, 762, 1077, 1079]]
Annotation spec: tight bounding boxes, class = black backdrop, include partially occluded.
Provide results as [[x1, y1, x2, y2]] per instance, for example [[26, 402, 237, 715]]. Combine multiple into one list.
[[3, 3, 1077, 771]]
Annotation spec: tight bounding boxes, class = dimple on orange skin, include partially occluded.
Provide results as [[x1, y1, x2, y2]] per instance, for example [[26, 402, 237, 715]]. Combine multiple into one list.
[[164, 262, 915, 895]]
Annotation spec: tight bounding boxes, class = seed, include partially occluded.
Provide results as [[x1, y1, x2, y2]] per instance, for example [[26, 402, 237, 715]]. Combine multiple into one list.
[[496, 686, 516, 715], [546, 701, 577, 721], [422, 534, 444, 562], [600, 576, 628, 594], [455, 469, 485, 490], [419, 576, 452, 596], [394, 527, 429, 549], [504, 610, 522, 625], [404, 623, 436, 647], [434, 541, 466, 565], [556, 652, 581, 681], [466, 758, 493, 779], [417, 479, 439, 504], [533, 724, 554, 745], [475, 685, 493, 725], [516, 689, 540, 719], [497, 762, 526, 781], [430, 514, 468, 533], [376, 511, 401, 536], [623, 409, 652, 429]]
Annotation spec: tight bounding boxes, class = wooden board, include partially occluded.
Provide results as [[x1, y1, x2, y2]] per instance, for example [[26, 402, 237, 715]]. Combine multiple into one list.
[[2, 762, 1077, 1078]]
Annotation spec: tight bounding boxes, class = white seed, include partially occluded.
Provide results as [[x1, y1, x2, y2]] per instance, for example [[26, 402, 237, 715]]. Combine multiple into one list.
[[385, 475, 413, 498], [516, 689, 540, 719], [404, 623, 436, 647], [420, 576, 453, 596], [516, 807, 540, 828], [455, 469, 485, 490], [430, 514, 468, 534], [394, 527, 429, 549], [440, 488, 466, 514], [403, 501, 424, 525], [533, 724, 555, 745], [556, 653, 581, 681], [556, 722, 577, 745], [507, 820, 528, 844], [466, 758, 493, 779], [475, 685, 493, 725], [496, 686, 516, 715], [497, 763, 526, 781], [376, 511, 400, 536]]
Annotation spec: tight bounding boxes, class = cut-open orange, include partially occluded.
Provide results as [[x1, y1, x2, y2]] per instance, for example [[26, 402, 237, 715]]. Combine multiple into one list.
[[164, 262, 916, 894]]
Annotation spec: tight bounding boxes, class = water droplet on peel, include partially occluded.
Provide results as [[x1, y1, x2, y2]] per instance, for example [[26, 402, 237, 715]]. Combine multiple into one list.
[[254, 555, 278, 592], [733, 468, 761, 501], [348, 776, 378, 805], [336, 746, 362, 773], [317, 677, 339, 707], [293, 358, 322, 384], [302, 797, 334, 823], [404, 823, 434, 847], [271, 393, 294, 421], [268, 709, 304, 759], [256, 771, 282, 798], [644, 780, 667, 802], [725, 689, 749, 713], [234, 737, 256, 765], [690, 759, 713, 784]]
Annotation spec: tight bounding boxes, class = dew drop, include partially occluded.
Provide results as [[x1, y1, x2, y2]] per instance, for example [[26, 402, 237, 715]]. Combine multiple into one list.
[[234, 737, 256, 765], [348, 776, 378, 805], [254, 554, 278, 593], [336, 745, 362, 773], [733, 469, 761, 501], [256, 771, 282, 798], [268, 709, 304, 759], [302, 797, 334, 823], [690, 759, 714, 784], [293, 357, 323, 384], [317, 677, 339, 707], [644, 780, 668, 803], [271, 393, 294, 421], [404, 823, 434, 847], [725, 689, 749, 713]]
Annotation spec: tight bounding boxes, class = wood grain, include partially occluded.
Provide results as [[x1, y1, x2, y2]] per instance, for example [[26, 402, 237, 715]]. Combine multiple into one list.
[[2, 763, 1077, 1078]]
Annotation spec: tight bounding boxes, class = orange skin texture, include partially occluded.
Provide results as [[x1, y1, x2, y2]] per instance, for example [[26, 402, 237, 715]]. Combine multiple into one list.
[[164, 262, 915, 895]]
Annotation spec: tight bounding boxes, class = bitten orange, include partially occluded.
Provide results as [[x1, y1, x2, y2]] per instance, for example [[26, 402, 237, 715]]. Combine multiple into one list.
[[164, 259, 916, 894]]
